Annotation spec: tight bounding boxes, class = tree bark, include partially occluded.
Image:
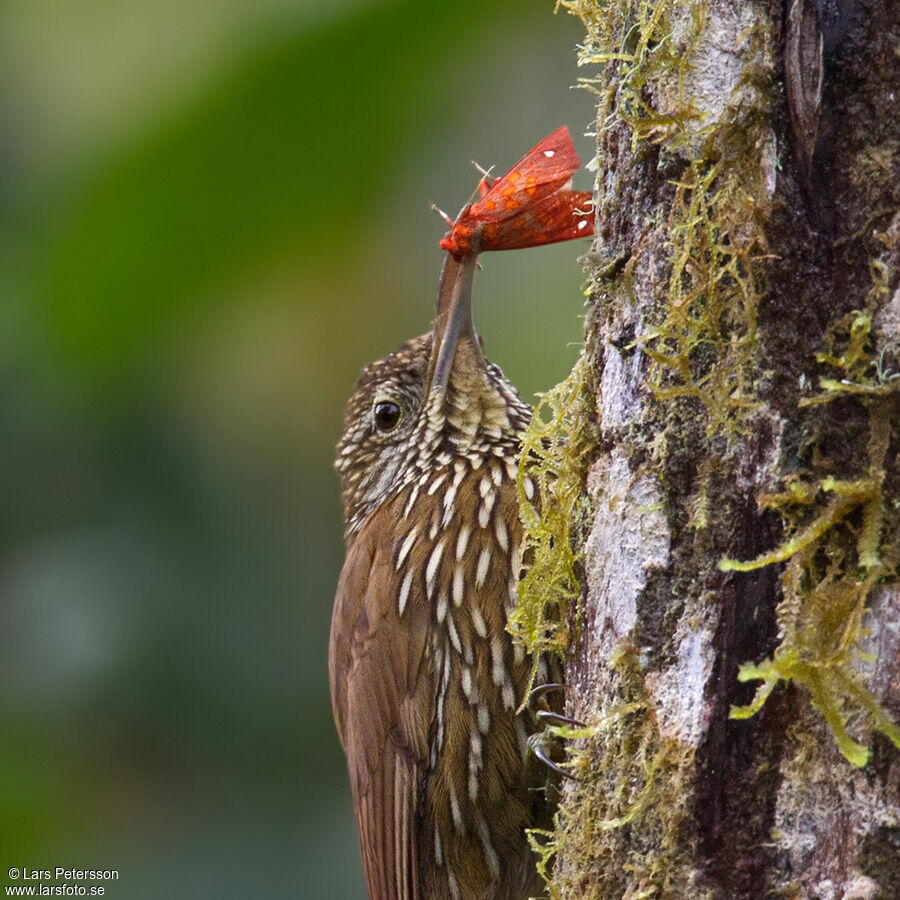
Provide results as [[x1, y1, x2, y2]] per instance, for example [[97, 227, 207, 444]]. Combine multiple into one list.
[[536, 1, 900, 897]]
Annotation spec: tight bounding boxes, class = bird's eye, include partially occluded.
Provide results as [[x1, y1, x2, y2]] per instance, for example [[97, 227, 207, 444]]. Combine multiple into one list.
[[373, 401, 401, 432]]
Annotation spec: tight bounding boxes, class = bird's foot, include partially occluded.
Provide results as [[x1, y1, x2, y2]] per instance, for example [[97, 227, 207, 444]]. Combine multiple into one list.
[[528, 683, 589, 781]]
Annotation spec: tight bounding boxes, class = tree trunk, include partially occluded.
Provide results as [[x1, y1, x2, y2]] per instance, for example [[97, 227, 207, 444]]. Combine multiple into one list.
[[523, 1, 900, 896]]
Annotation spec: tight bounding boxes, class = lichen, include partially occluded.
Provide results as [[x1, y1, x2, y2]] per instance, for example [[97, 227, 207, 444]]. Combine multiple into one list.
[[720, 292, 900, 767]]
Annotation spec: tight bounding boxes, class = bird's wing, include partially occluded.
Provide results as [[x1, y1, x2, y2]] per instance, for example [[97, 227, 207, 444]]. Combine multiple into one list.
[[329, 501, 433, 900]]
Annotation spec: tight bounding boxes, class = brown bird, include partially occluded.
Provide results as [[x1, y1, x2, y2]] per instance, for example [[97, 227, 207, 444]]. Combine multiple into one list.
[[330, 127, 592, 900], [330, 237, 557, 899]]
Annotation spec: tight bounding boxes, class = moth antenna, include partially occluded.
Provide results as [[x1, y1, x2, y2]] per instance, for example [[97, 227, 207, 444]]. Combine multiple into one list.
[[471, 161, 495, 200], [470, 160, 495, 180], [431, 203, 455, 227]]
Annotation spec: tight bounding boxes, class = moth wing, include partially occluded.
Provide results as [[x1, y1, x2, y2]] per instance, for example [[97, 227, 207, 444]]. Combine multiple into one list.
[[465, 126, 581, 224], [480, 190, 594, 251]]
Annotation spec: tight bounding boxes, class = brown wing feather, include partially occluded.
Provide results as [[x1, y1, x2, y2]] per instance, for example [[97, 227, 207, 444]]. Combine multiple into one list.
[[329, 501, 433, 900]]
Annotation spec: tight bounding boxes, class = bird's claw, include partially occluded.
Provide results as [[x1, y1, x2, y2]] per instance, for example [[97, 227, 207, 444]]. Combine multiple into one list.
[[529, 683, 585, 726], [528, 683, 585, 781], [529, 682, 566, 702], [537, 709, 587, 729], [532, 738, 578, 781]]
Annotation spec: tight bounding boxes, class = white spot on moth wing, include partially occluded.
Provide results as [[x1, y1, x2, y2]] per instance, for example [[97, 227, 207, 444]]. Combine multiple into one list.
[[577, 219, 589, 230], [427, 472, 448, 495], [426, 537, 446, 599], [479, 476, 492, 498], [477, 705, 490, 734], [396, 526, 418, 570], [398, 569, 414, 616], [437, 594, 448, 624], [543, 149, 555, 157], [476, 548, 491, 586], [434, 827, 443, 866]]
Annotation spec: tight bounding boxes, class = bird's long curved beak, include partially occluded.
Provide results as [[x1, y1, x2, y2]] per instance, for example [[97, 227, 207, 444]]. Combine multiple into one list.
[[426, 237, 486, 396]]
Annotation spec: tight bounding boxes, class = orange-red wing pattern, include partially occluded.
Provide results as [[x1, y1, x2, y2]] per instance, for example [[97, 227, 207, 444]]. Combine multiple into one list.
[[464, 125, 579, 223], [439, 126, 594, 257], [480, 189, 594, 251]]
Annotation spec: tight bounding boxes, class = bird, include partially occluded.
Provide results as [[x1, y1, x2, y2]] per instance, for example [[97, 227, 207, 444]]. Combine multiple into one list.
[[330, 127, 593, 900]]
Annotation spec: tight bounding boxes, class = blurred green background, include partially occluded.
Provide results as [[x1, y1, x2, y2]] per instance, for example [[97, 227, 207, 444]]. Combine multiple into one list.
[[0, 1, 593, 896]]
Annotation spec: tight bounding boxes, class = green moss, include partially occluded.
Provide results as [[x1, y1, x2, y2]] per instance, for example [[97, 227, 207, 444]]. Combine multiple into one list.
[[557, 0, 706, 149], [561, 0, 770, 437], [720, 303, 900, 766], [527, 643, 701, 899], [801, 263, 899, 405], [643, 160, 767, 434], [509, 352, 597, 682]]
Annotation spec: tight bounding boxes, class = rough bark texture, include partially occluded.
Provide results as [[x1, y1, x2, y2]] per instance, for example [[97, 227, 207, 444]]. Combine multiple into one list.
[[533, 1, 900, 897]]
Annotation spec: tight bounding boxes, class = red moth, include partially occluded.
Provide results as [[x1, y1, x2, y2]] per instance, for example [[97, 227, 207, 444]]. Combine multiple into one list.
[[437, 125, 594, 259]]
